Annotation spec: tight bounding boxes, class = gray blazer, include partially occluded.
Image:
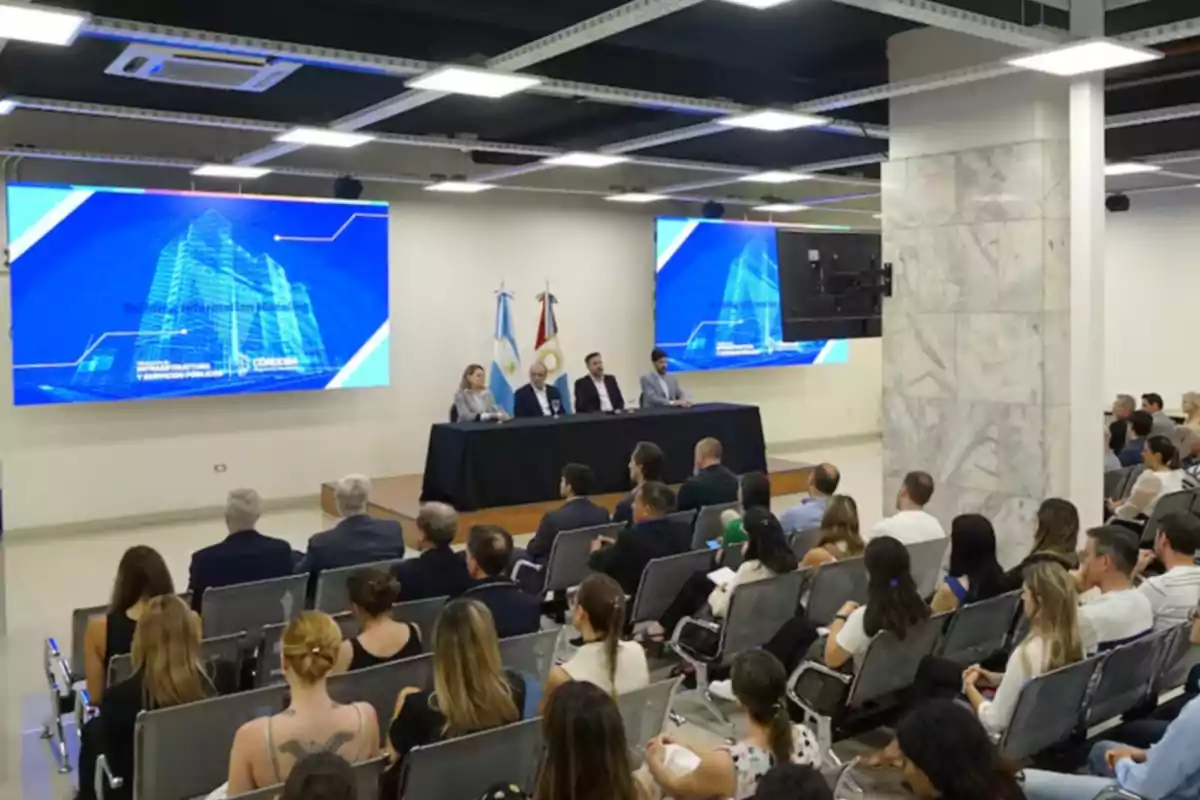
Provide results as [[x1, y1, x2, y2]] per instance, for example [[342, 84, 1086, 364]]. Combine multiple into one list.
[[639, 371, 687, 407], [454, 388, 502, 421]]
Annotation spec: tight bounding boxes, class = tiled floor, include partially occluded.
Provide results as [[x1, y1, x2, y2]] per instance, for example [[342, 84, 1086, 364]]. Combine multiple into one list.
[[0, 437, 897, 799]]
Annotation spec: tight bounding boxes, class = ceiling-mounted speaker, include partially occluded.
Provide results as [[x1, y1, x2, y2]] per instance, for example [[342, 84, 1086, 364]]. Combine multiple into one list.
[[334, 175, 363, 200], [702, 200, 726, 219], [1105, 193, 1131, 213]]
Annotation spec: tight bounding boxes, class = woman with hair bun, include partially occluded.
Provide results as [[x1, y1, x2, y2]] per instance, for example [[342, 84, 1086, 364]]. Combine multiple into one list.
[[331, 567, 422, 674], [226, 612, 379, 795]]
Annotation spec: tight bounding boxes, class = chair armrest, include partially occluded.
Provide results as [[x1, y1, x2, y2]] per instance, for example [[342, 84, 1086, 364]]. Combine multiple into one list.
[[1086, 789, 1144, 800], [668, 615, 721, 661], [785, 660, 851, 716], [510, 559, 543, 581], [94, 753, 124, 800]]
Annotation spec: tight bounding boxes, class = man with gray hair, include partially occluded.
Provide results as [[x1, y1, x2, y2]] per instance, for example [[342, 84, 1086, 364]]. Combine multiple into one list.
[[298, 474, 406, 576], [394, 502, 470, 601], [188, 488, 294, 611], [1110, 394, 1136, 455]]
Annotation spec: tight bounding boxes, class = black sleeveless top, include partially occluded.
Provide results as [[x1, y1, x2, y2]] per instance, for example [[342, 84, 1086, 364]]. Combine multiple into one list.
[[347, 622, 423, 671], [104, 610, 138, 673]]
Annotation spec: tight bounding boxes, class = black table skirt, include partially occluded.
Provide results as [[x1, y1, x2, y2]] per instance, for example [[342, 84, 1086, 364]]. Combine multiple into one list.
[[420, 403, 768, 511]]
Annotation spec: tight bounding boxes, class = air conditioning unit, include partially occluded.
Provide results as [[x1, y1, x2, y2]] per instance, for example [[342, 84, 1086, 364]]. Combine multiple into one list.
[[106, 44, 302, 92]]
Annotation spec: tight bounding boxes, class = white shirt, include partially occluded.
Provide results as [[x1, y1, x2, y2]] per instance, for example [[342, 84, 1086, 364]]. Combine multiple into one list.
[[834, 606, 872, 663], [593, 375, 614, 412], [1114, 469, 1187, 519], [867, 509, 946, 546], [562, 640, 649, 695], [708, 559, 775, 618], [977, 635, 1051, 736], [1078, 588, 1154, 654], [1139, 564, 1200, 631], [533, 385, 551, 416], [657, 373, 671, 400]]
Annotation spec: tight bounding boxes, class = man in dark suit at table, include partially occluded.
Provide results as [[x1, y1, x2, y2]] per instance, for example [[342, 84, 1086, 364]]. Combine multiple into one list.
[[395, 502, 471, 601], [589, 481, 691, 597], [513, 362, 566, 418], [526, 463, 611, 565], [574, 351, 625, 413], [677, 437, 739, 512], [188, 488, 294, 612], [297, 475, 406, 575], [463, 524, 541, 638]]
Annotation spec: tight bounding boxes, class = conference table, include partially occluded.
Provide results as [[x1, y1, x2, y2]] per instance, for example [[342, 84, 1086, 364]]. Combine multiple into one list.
[[420, 402, 767, 510]]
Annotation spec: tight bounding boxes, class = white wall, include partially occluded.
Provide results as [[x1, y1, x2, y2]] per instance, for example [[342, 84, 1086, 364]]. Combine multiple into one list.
[[1104, 190, 1200, 410], [0, 174, 883, 530]]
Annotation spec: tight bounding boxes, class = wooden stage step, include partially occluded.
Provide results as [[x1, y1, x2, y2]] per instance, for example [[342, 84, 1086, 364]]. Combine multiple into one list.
[[320, 458, 813, 544]]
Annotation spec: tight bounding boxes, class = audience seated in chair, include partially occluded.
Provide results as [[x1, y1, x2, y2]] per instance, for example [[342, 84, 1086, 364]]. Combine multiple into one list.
[[1133, 511, 1200, 632], [799, 495, 864, 568], [533, 681, 640, 800], [718, 471, 773, 548], [676, 437, 739, 513], [640, 651, 819, 800], [84, 545, 176, 705], [188, 488, 294, 612], [1001, 498, 1080, 592], [1021, 695, 1200, 800], [298, 475, 405, 574], [525, 463, 610, 566], [1119, 410, 1155, 468], [588, 481, 691, 598], [867, 471, 945, 546], [1111, 394, 1136, 456], [227, 612, 379, 795], [394, 502, 470, 602], [331, 567, 421, 675], [1142, 392, 1176, 437], [1076, 526, 1155, 654], [750, 765, 832, 800], [280, 752, 356, 800], [895, 700, 1026, 800], [1108, 436, 1186, 523], [1106, 425, 1124, 473], [779, 462, 840, 535], [78, 595, 214, 800], [613, 442, 665, 527], [929, 514, 1006, 615], [543, 574, 649, 702], [462, 524, 541, 638]]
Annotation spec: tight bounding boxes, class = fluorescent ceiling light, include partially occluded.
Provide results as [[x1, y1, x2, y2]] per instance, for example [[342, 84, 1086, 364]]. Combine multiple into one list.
[[606, 193, 668, 204], [1104, 162, 1161, 176], [0, 99, 15, 116], [719, 0, 795, 7], [0, 3, 87, 46], [717, 109, 828, 132], [1008, 38, 1162, 77], [192, 165, 271, 179], [739, 170, 813, 184], [542, 152, 629, 168], [407, 66, 542, 98], [754, 203, 809, 213], [276, 127, 374, 148], [425, 181, 495, 194]]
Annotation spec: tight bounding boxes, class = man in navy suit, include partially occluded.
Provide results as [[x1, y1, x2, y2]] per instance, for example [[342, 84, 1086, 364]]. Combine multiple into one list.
[[513, 362, 566, 418], [395, 502, 471, 601], [574, 352, 625, 413], [297, 475, 406, 575], [188, 488, 295, 612], [463, 524, 541, 638], [525, 464, 611, 565], [589, 481, 691, 597]]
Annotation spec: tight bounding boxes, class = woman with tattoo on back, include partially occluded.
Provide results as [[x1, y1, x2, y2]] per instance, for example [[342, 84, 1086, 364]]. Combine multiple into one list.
[[226, 612, 379, 795]]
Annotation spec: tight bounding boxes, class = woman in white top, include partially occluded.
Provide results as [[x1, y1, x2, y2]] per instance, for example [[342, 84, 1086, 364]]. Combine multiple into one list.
[[709, 508, 799, 618], [543, 574, 649, 703], [962, 561, 1084, 735], [453, 364, 509, 422], [1108, 435, 1186, 520]]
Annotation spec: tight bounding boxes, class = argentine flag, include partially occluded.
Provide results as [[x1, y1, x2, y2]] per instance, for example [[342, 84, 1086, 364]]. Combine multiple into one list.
[[490, 286, 521, 414]]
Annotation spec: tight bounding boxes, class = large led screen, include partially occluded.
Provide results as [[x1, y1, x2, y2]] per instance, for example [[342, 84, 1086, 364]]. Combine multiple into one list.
[[8, 184, 390, 405]]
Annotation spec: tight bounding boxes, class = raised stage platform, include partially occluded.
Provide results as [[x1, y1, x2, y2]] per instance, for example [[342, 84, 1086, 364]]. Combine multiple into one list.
[[320, 457, 814, 544]]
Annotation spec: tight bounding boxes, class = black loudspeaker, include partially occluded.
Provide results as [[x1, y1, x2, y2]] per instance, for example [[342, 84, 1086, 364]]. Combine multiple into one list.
[[1106, 194, 1131, 213], [701, 200, 726, 219], [334, 175, 364, 200]]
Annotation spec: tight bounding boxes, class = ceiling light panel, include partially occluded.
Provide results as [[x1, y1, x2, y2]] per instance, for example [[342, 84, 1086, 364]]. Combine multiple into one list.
[[1008, 39, 1162, 77], [426, 181, 495, 193], [407, 66, 542, 98], [719, 0, 795, 7], [542, 152, 629, 168], [739, 171, 813, 184], [0, 3, 87, 46], [606, 193, 668, 204], [717, 110, 828, 132], [192, 165, 271, 179], [1103, 162, 1161, 176], [753, 203, 810, 212], [0, 99, 15, 115], [276, 127, 375, 148]]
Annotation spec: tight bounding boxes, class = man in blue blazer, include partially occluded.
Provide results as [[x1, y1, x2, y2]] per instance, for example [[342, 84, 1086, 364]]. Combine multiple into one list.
[[639, 348, 691, 408], [188, 488, 295, 611], [463, 524, 541, 638], [297, 475, 406, 575], [513, 362, 566, 418], [526, 464, 611, 565]]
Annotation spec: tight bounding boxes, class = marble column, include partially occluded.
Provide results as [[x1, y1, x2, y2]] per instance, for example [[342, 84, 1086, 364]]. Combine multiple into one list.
[[881, 28, 1074, 567]]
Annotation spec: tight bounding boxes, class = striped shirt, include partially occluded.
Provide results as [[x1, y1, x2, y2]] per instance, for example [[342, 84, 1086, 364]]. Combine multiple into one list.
[[1139, 564, 1200, 632]]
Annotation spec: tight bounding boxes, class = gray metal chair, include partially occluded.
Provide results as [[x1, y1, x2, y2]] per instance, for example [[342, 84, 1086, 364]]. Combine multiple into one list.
[[907, 537, 950, 597], [201, 574, 308, 639], [616, 677, 681, 767], [313, 559, 406, 614], [629, 549, 714, 624], [691, 502, 739, 549], [1142, 489, 1200, 544], [661, 508, 698, 531], [334, 596, 448, 640], [999, 656, 1102, 762], [1106, 465, 1144, 502], [328, 653, 435, 740], [805, 557, 868, 625], [229, 757, 387, 800], [129, 684, 288, 800], [512, 522, 625, 593], [497, 628, 560, 688], [789, 528, 823, 560], [400, 717, 544, 800], [1086, 627, 1175, 728], [108, 630, 244, 687], [1153, 623, 1197, 693], [935, 590, 1022, 664]]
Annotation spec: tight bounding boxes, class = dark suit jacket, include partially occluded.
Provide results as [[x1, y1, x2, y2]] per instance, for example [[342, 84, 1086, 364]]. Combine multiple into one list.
[[588, 517, 694, 596], [297, 515, 406, 575], [1118, 437, 1146, 468], [513, 383, 564, 418], [394, 546, 470, 602], [463, 576, 542, 638], [574, 374, 625, 413], [1109, 418, 1128, 455], [526, 497, 611, 563], [188, 529, 295, 612], [677, 464, 740, 512], [612, 491, 637, 527]]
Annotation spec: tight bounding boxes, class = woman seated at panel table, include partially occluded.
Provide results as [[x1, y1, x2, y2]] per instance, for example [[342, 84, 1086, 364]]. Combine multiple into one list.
[[798, 495, 865, 568], [330, 567, 422, 674], [1107, 435, 1186, 522], [453, 363, 509, 422]]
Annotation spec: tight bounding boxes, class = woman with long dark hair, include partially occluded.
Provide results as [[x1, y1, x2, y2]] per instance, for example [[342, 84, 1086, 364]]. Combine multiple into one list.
[[1001, 498, 1080, 591], [1109, 435, 1186, 520], [930, 514, 1006, 613], [535, 681, 640, 800], [720, 471, 773, 547], [896, 700, 1025, 800]]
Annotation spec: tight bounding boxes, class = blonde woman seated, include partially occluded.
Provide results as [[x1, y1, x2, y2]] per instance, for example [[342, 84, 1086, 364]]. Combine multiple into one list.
[[453, 363, 509, 422], [226, 612, 379, 795], [1107, 436, 1186, 521], [800, 495, 864, 568]]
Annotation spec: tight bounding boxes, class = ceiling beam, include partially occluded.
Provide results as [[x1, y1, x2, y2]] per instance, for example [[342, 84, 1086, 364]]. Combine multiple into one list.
[[1106, 102, 1200, 129], [1105, 0, 1154, 10], [825, 0, 1066, 49], [1115, 14, 1200, 46]]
